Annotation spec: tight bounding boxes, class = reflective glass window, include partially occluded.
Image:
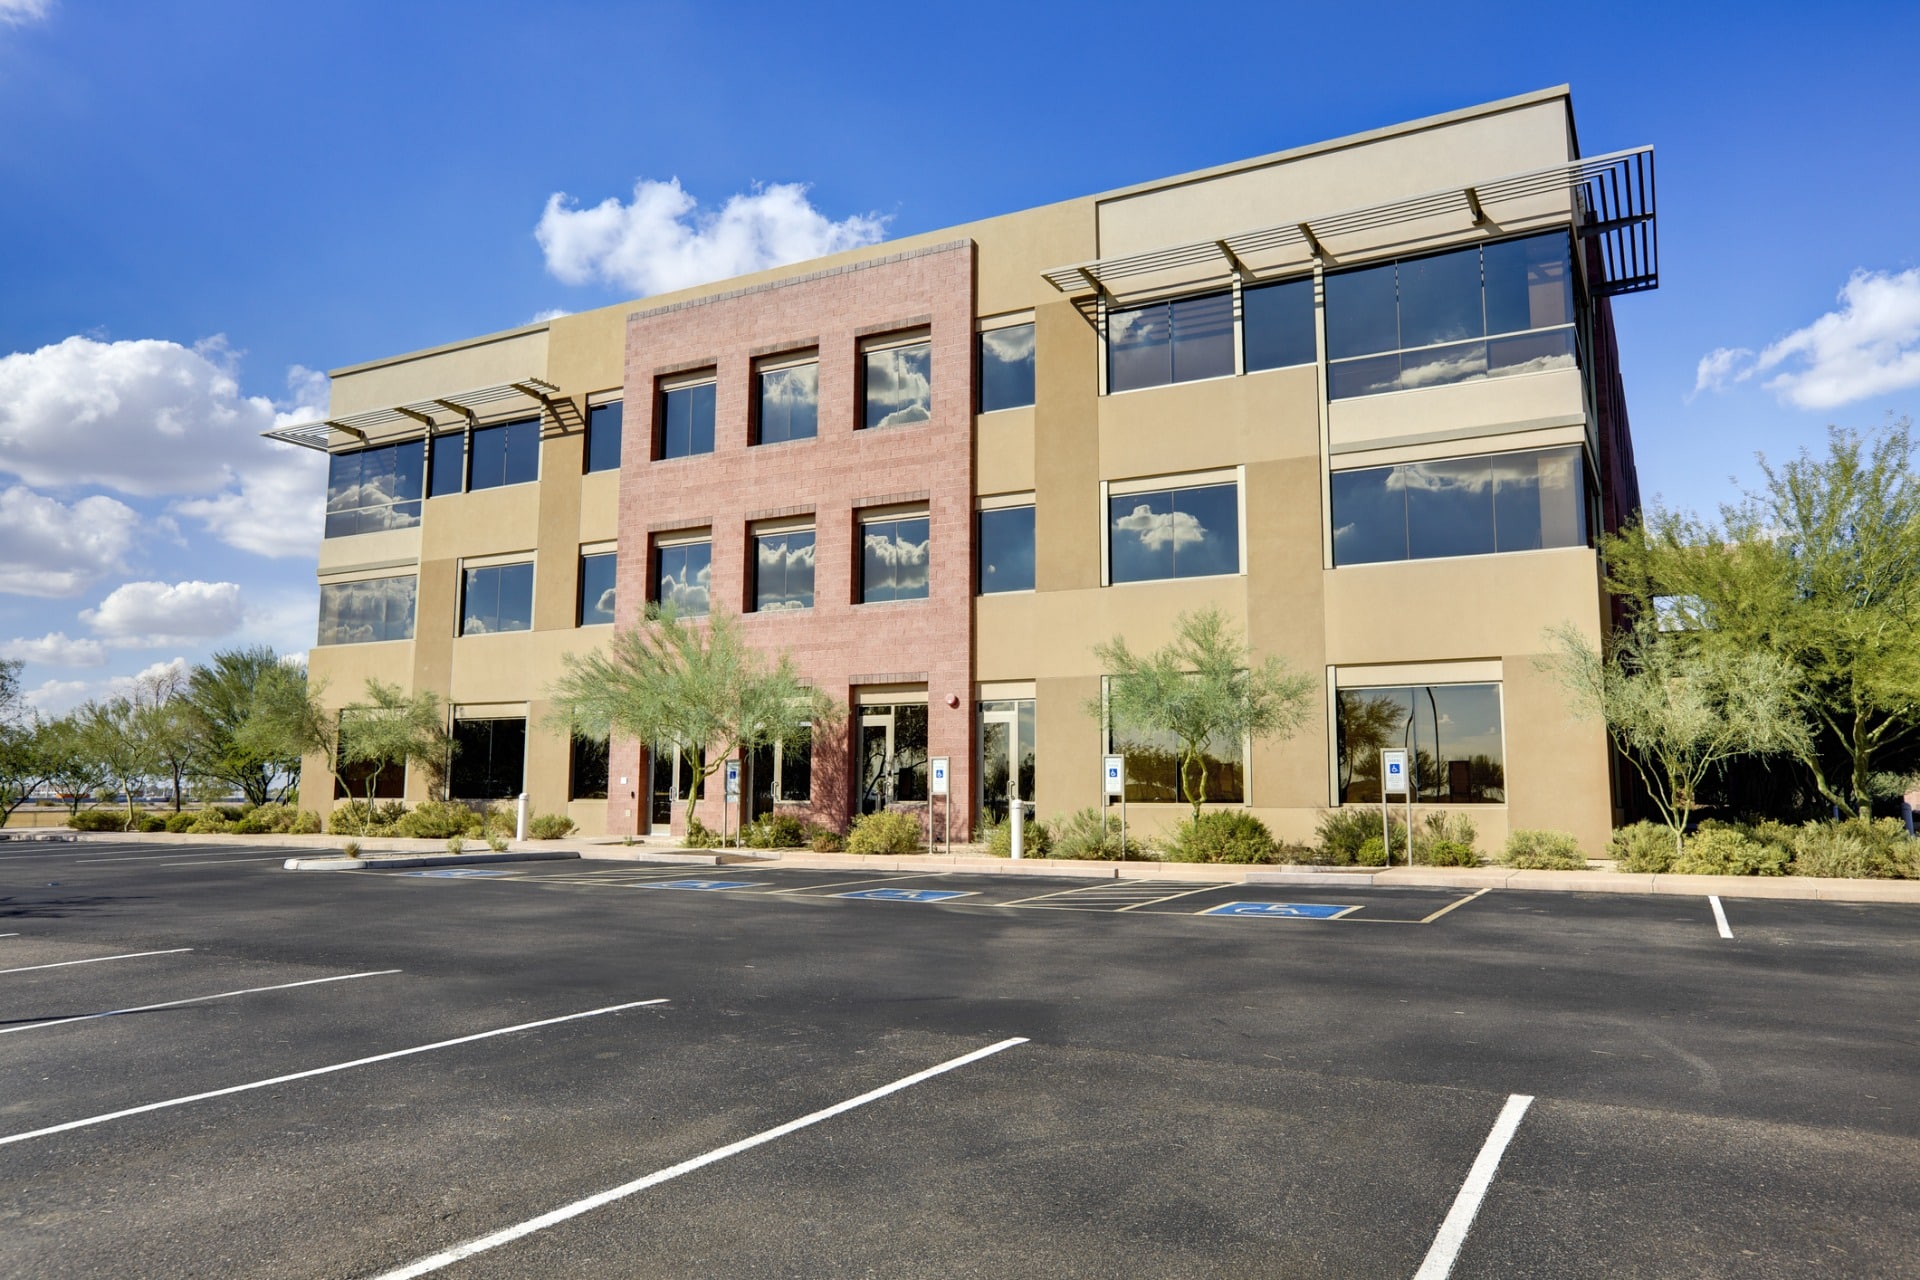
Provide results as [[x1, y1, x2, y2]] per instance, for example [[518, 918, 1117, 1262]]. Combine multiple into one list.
[[1330, 447, 1587, 565], [757, 363, 818, 444], [1324, 261, 1399, 360], [860, 516, 931, 602], [460, 562, 534, 635], [469, 418, 540, 490], [429, 432, 465, 497], [977, 505, 1035, 594], [1329, 469, 1407, 566], [1106, 691, 1243, 805], [978, 324, 1035, 412], [585, 402, 622, 473], [323, 440, 425, 537], [578, 552, 617, 626], [1397, 244, 1484, 349], [862, 342, 932, 429], [1337, 683, 1505, 804], [753, 529, 815, 612], [654, 540, 712, 616], [317, 575, 417, 646], [1107, 291, 1233, 392], [1108, 481, 1239, 583], [1405, 457, 1497, 560], [451, 717, 527, 800], [570, 735, 609, 800], [659, 381, 716, 458], [1242, 278, 1316, 372], [1484, 231, 1574, 335]]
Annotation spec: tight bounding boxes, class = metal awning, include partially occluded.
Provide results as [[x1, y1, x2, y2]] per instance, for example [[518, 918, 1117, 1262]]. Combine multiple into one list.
[[263, 377, 562, 451], [1042, 146, 1657, 300]]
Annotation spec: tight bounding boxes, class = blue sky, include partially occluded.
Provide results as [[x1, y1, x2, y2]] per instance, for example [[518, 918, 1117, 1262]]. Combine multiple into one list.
[[1, 0, 1916, 711]]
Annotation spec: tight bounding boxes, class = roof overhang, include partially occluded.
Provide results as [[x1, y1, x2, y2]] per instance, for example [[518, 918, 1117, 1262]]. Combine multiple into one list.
[[1043, 146, 1656, 300], [263, 377, 562, 452]]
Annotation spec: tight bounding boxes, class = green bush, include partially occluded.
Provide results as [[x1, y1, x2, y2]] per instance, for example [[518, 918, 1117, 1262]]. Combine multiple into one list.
[[1165, 811, 1277, 864], [231, 817, 269, 835], [846, 809, 924, 855], [247, 803, 306, 834], [445, 834, 467, 854], [809, 827, 845, 853], [329, 800, 406, 836], [67, 810, 129, 831], [1671, 825, 1789, 876], [984, 816, 1053, 858], [1611, 821, 1677, 873], [528, 813, 578, 840], [163, 810, 196, 833], [743, 812, 810, 849], [682, 816, 723, 848], [1422, 839, 1480, 867], [396, 800, 484, 840], [1048, 807, 1153, 861], [215, 805, 248, 822], [290, 810, 322, 835], [1790, 818, 1920, 879], [1503, 829, 1587, 870], [136, 814, 167, 833], [187, 809, 232, 834], [1313, 809, 1380, 865], [1356, 835, 1388, 867], [1415, 811, 1480, 865]]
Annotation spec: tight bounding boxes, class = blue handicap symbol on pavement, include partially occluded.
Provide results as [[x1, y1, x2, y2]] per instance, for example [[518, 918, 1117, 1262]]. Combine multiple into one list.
[[835, 888, 975, 903], [403, 869, 512, 878], [1202, 901, 1354, 919], [634, 879, 766, 892]]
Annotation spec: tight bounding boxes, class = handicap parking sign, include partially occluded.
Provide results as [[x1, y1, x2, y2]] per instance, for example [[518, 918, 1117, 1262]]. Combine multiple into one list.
[[1202, 901, 1356, 919], [835, 888, 975, 903]]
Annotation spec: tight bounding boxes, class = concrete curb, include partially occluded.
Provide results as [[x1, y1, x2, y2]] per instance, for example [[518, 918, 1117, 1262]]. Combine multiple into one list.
[[284, 851, 581, 872]]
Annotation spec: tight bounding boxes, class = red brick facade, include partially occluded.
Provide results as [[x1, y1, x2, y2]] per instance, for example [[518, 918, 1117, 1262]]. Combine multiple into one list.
[[605, 242, 978, 840]]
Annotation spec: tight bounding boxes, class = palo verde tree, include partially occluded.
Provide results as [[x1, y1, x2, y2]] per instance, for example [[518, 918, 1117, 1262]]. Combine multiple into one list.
[[127, 663, 199, 812], [1606, 420, 1920, 816], [38, 713, 113, 815], [1549, 620, 1810, 853], [184, 646, 311, 805], [545, 606, 840, 811], [74, 697, 161, 826], [1086, 606, 1316, 822], [336, 680, 452, 822]]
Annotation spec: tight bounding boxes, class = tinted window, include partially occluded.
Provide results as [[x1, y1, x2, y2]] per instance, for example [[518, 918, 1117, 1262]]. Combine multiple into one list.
[[1107, 706, 1243, 805], [452, 717, 526, 800], [461, 562, 533, 635], [1484, 231, 1574, 335], [1108, 482, 1239, 583], [863, 342, 932, 429], [754, 529, 815, 612], [429, 432, 465, 497], [578, 552, 616, 626], [323, 440, 424, 537], [469, 418, 540, 490], [757, 363, 818, 444], [1397, 244, 1484, 349], [659, 382, 716, 458], [317, 575, 417, 645], [654, 541, 711, 616], [977, 506, 1035, 594], [585, 402, 622, 473], [860, 517, 930, 602], [1108, 291, 1233, 392], [570, 735, 609, 800], [1337, 683, 1505, 804], [978, 324, 1035, 412], [1324, 262, 1398, 360], [1331, 446, 1587, 566], [1242, 278, 1316, 372]]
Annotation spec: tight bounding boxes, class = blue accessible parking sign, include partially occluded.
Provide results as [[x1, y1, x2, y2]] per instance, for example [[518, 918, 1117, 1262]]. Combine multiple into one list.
[[634, 879, 766, 892], [1202, 901, 1358, 919], [835, 888, 975, 903]]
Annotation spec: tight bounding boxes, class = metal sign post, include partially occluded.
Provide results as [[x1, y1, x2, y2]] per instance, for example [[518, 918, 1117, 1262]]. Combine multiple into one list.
[[928, 757, 949, 857], [1381, 749, 1408, 866], [1104, 755, 1126, 856], [723, 759, 741, 848]]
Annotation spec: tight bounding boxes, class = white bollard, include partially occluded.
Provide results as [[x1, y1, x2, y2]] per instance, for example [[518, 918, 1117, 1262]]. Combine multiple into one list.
[[1010, 798, 1024, 860], [515, 792, 528, 843]]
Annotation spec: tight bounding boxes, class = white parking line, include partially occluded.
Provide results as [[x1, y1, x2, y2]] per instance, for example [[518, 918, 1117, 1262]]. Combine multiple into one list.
[[1709, 895, 1733, 939], [768, 873, 938, 895], [0, 969, 403, 1036], [0, 998, 669, 1148], [0, 933, 18, 938], [74, 850, 276, 864], [1413, 1093, 1535, 1280], [0, 948, 193, 976], [368, 1035, 1029, 1279], [160, 857, 284, 867]]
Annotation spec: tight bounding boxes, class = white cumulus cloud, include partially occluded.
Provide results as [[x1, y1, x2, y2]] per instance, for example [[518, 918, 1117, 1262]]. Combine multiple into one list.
[[1691, 346, 1754, 396], [0, 337, 326, 558], [1752, 269, 1920, 410], [0, 632, 108, 667], [81, 580, 246, 647], [0, 485, 140, 597], [0, 0, 52, 27], [536, 178, 888, 297]]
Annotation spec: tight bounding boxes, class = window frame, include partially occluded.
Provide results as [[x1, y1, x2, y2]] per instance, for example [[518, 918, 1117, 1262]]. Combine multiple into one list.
[[577, 547, 617, 627], [650, 528, 713, 617], [584, 397, 623, 474], [1103, 287, 1237, 395], [976, 317, 1036, 414], [975, 493, 1036, 596], [1327, 445, 1593, 568], [1099, 675, 1248, 807], [749, 518, 817, 614], [450, 715, 528, 801], [855, 505, 932, 604], [316, 573, 418, 647], [858, 329, 933, 432], [466, 416, 542, 491], [751, 350, 821, 447], [1101, 468, 1246, 587], [654, 369, 718, 461], [1332, 679, 1507, 806], [458, 556, 536, 637]]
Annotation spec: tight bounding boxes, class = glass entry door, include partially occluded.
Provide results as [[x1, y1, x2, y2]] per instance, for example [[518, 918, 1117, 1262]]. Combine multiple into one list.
[[858, 703, 928, 815], [977, 699, 1035, 827]]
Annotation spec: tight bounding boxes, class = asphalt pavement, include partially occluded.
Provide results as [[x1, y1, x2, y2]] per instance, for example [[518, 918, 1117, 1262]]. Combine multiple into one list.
[[0, 841, 1915, 1278]]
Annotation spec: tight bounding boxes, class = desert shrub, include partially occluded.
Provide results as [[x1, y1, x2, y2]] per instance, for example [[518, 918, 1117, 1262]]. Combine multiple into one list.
[[1165, 811, 1277, 864], [1671, 824, 1789, 876], [1313, 809, 1379, 865], [1503, 829, 1587, 870], [528, 813, 578, 840], [846, 809, 924, 855], [248, 803, 297, 833], [341, 839, 361, 858], [396, 800, 483, 840], [231, 817, 269, 835], [1049, 807, 1152, 861], [1415, 811, 1480, 865], [329, 800, 406, 836], [136, 814, 167, 833], [289, 810, 322, 835], [1356, 835, 1388, 867], [1790, 818, 1920, 879], [809, 827, 845, 853], [163, 810, 196, 833], [682, 816, 723, 848], [984, 816, 1053, 858], [1611, 821, 1677, 873], [215, 805, 248, 822], [445, 835, 467, 854], [1422, 839, 1480, 867], [485, 830, 509, 852], [743, 812, 810, 849], [67, 810, 129, 831], [188, 808, 233, 834]]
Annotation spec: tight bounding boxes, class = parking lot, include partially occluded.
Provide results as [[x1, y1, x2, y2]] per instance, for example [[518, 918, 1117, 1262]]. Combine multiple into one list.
[[2, 839, 1917, 1277]]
